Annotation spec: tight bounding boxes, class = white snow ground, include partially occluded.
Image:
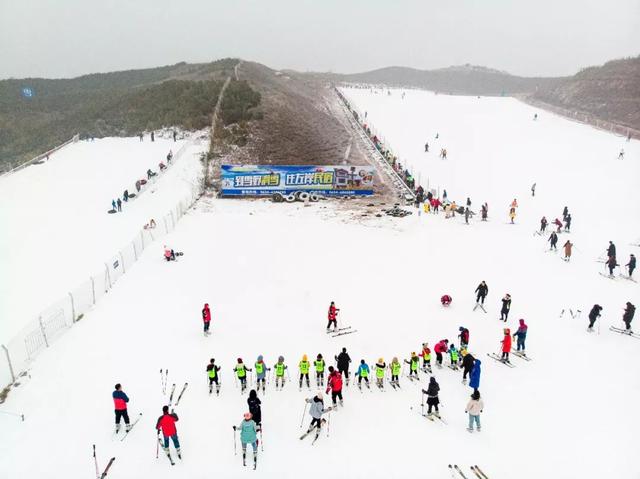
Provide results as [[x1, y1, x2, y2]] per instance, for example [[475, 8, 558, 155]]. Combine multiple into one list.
[[1, 90, 639, 479]]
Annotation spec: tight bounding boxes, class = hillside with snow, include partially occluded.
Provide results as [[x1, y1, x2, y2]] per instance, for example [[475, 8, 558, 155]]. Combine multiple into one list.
[[1, 88, 639, 479]]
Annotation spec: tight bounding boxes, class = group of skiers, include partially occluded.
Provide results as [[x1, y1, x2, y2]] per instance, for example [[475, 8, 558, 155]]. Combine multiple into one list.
[[603, 241, 636, 278], [588, 302, 636, 333]]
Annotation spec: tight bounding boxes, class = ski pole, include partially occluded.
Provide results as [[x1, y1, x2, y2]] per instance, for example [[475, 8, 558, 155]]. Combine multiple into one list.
[[155, 432, 160, 459], [421, 391, 424, 416], [0, 410, 25, 421], [299, 401, 308, 428], [233, 426, 237, 455], [260, 427, 264, 452], [93, 444, 99, 479], [160, 369, 163, 393], [327, 411, 331, 438]]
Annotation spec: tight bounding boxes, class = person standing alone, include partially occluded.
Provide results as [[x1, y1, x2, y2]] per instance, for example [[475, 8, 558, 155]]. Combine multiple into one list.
[[202, 303, 212, 336], [112, 383, 131, 433]]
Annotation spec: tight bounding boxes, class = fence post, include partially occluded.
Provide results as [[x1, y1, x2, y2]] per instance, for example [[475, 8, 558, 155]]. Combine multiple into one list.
[[68, 292, 76, 322], [39, 316, 49, 348], [133, 241, 138, 261], [1, 345, 16, 384], [91, 277, 96, 305], [119, 252, 126, 274], [140, 230, 145, 249], [170, 210, 176, 230], [163, 217, 169, 234], [105, 263, 112, 290]]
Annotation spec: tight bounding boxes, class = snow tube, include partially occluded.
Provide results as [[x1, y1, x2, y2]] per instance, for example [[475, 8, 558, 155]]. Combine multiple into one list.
[[294, 191, 303, 200], [309, 194, 320, 202], [128, 193, 137, 199], [107, 209, 117, 214], [298, 192, 310, 202], [285, 194, 296, 203], [440, 295, 452, 306], [272, 193, 284, 203]]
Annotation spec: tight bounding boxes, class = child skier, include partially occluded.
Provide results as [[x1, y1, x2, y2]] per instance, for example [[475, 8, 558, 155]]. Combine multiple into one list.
[[202, 303, 211, 336], [513, 319, 528, 353], [326, 302, 340, 332], [206, 358, 221, 395], [355, 359, 370, 389], [448, 344, 459, 370], [404, 352, 420, 379], [423, 377, 441, 418], [469, 359, 482, 391], [501, 329, 512, 363], [434, 340, 449, 367], [588, 304, 603, 332], [299, 354, 311, 390], [302, 393, 332, 442], [234, 412, 258, 468], [254, 356, 268, 393], [314, 354, 326, 387], [375, 358, 386, 388], [234, 358, 252, 393], [390, 357, 401, 387], [274, 356, 287, 390], [419, 343, 432, 372], [458, 326, 470, 349], [465, 390, 484, 433], [326, 366, 344, 407], [461, 351, 475, 384]]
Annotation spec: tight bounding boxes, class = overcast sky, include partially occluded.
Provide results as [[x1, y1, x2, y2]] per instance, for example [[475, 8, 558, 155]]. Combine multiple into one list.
[[1, 0, 638, 79]]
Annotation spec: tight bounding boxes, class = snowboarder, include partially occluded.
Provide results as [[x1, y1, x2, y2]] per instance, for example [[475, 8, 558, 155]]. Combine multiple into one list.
[[299, 355, 311, 389], [254, 356, 268, 393], [475, 281, 488, 305], [314, 354, 325, 387], [434, 339, 449, 367], [587, 304, 602, 332], [234, 412, 258, 468], [335, 348, 351, 384], [326, 302, 339, 332], [355, 359, 370, 388], [540, 216, 548, 233], [326, 366, 344, 406], [423, 377, 441, 418], [419, 343, 432, 372], [274, 356, 287, 389], [461, 351, 475, 384], [448, 344, 459, 370], [202, 303, 211, 336], [563, 240, 573, 261], [247, 391, 262, 429], [548, 232, 558, 250], [389, 357, 401, 386], [626, 254, 636, 278], [500, 294, 511, 322], [469, 359, 481, 391], [481, 203, 488, 221], [513, 319, 528, 352], [623, 302, 636, 332], [459, 326, 470, 349], [465, 390, 484, 433], [531, 183, 536, 196], [606, 256, 618, 277], [156, 406, 180, 460], [302, 393, 331, 441], [116, 198, 122, 212], [501, 329, 512, 363], [607, 241, 616, 261], [375, 358, 386, 388], [112, 383, 131, 433], [234, 358, 251, 393], [206, 358, 221, 395]]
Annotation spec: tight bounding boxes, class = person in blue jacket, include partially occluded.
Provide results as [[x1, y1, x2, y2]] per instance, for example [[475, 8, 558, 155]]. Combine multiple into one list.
[[355, 359, 370, 388], [469, 359, 481, 392]]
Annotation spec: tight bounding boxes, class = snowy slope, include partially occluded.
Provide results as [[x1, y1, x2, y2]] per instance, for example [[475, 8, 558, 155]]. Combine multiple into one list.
[[0, 134, 207, 343], [1, 92, 640, 479]]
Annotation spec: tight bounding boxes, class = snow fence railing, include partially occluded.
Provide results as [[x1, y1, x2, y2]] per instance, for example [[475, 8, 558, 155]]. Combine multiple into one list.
[[0, 134, 79, 177], [0, 183, 203, 394]]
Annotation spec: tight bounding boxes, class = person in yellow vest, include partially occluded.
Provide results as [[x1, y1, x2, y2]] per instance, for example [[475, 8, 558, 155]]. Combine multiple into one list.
[[234, 358, 252, 394], [273, 356, 288, 390], [419, 343, 432, 373], [314, 354, 326, 387], [404, 352, 420, 380], [389, 357, 401, 388], [254, 356, 268, 393], [375, 358, 386, 389], [299, 354, 311, 390]]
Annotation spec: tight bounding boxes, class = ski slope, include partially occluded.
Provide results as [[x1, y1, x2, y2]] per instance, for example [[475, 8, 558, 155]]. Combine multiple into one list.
[[0, 134, 206, 343], [1, 91, 640, 479]]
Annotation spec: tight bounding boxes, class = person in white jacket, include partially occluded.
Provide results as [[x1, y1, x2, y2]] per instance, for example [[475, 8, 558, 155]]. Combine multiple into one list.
[[465, 390, 484, 432]]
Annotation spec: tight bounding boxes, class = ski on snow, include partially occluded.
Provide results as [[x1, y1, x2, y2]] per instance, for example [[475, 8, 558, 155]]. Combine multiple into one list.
[[511, 351, 532, 361], [486, 353, 515, 368], [119, 413, 143, 441], [100, 457, 116, 478], [332, 329, 358, 338], [449, 464, 469, 479], [472, 465, 490, 479], [610, 326, 640, 339], [472, 303, 487, 313], [327, 326, 351, 334]]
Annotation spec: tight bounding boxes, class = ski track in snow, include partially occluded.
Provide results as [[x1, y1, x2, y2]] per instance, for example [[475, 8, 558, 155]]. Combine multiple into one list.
[[1, 90, 640, 478]]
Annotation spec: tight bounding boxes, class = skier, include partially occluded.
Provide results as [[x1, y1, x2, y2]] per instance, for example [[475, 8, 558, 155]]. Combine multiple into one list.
[[513, 319, 528, 353], [475, 281, 488, 305], [202, 303, 211, 336], [254, 356, 268, 393], [464, 207, 471, 224], [111, 199, 116, 211], [500, 294, 511, 322], [587, 304, 602, 332], [564, 214, 572, 232], [465, 390, 484, 433], [606, 256, 618, 277], [173, 130, 177, 142], [156, 406, 180, 460], [548, 231, 558, 250], [335, 347, 351, 384], [123, 190, 129, 202], [434, 339, 449, 367], [116, 198, 122, 212], [458, 327, 470, 349], [375, 358, 386, 388], [553, 218, 563, 233], [274, 356, 287, 390], [469, 359, 481, 391], [563, 240, 573, 261], [151, 131, 155, 142], [623, 302, 636, 332], [206, 358, 221, 395], [326, 366, 344, 407], [355, 359, 370, 389], [441, 294, 452, 306], [302, 393, 331, 441], [618, 148, 624, 160], [509, 207, 516, 224], [419, 343, 432, 372], [531, 183, 536, 196], [247, 390, 262, 430], [423, 377, 441, 418], [424, 142, 429, 152], [448, 344, 459, 370], [404, 352, 419, 378], [500, 329, 512, 363], [112, 383, 131, 432], [461, 351, 475, 384], [626, 254, 636, 278], [607, 241, 616, 261], [314, 354, 325, 387], [562, 206, 569, 220], [234, 358, 251, 393], [326, 302, 340, 332], [234, 412, 258, 468], [511, 198, 518, 209], [540, 216, 548, 233], [533, 113, 538, 121], [299, 354, 311, 389], [481, 202, 488, 221], [389, 357, 401, 387], [167, 150, 173, 163]]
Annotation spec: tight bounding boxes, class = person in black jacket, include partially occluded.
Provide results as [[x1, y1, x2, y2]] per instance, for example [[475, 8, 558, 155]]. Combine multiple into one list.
[[548, 232, 558, 250], [422, 377, 440, 418], [623, 302, 636, 332], [500, 294, 511, 322], [475, 281, 488, 305], [335, 348, 351, 385], [461, 351, 475, 384], [587, 304, 603, 332], [606, 256, 618, 276], [247, 389, 262, 430], [626, 254, 636, 278], [564, 214, 571, 232], [607, 241, 616, 261]]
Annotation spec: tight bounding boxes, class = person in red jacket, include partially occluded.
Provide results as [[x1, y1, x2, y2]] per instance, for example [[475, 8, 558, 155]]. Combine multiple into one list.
[[112, 383, 131, 433], [156, 406, 181, 459], [326, 302, 340, 332], [202, 303, 211, 336], [326, 366, 344, 408], [501, 329, 512, 363], [434, 339, 449, 368]]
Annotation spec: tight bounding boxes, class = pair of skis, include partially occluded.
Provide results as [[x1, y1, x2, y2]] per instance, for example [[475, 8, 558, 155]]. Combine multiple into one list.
[[472, 303, 487, 313], [160, 369, 169, 394], [167, 382, 189, 407], [93, 444, 115, 479], [449, 464, 489, 479], [559, 308, 581, 319], [610, 326, 640, 339], [511, 351, 532, 361], [118, 413, 143, 441], [486, 353, 515, 368], [327, 326, 358, 338]]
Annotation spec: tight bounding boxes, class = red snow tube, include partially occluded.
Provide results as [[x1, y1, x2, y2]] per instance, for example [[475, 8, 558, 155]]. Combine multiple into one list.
[[440, 295, 452, 306]]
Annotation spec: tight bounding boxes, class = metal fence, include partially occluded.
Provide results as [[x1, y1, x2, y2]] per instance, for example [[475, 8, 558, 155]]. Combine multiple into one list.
[[0, 162, 203, 394], [1, 134, 79, 177]]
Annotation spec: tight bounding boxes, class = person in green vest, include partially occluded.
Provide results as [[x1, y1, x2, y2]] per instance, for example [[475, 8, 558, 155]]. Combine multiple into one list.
[[314, 354, 325, 387], [206, 358, 221, 395], [389, 357, 401, 387], [273, 356, 288, 390], [448, 344, 460, 370], [254, 355, 269, 393], [299, 354, 311, 390], [234, 358, 252, 394], [404, 352, 419, 380], [375, 358, 386, 389], [355, 359, 370, 390], [419, 343, 432, 373]]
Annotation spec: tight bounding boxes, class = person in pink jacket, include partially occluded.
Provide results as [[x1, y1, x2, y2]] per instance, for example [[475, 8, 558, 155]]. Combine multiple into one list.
[[465, 390, 484, 432]]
